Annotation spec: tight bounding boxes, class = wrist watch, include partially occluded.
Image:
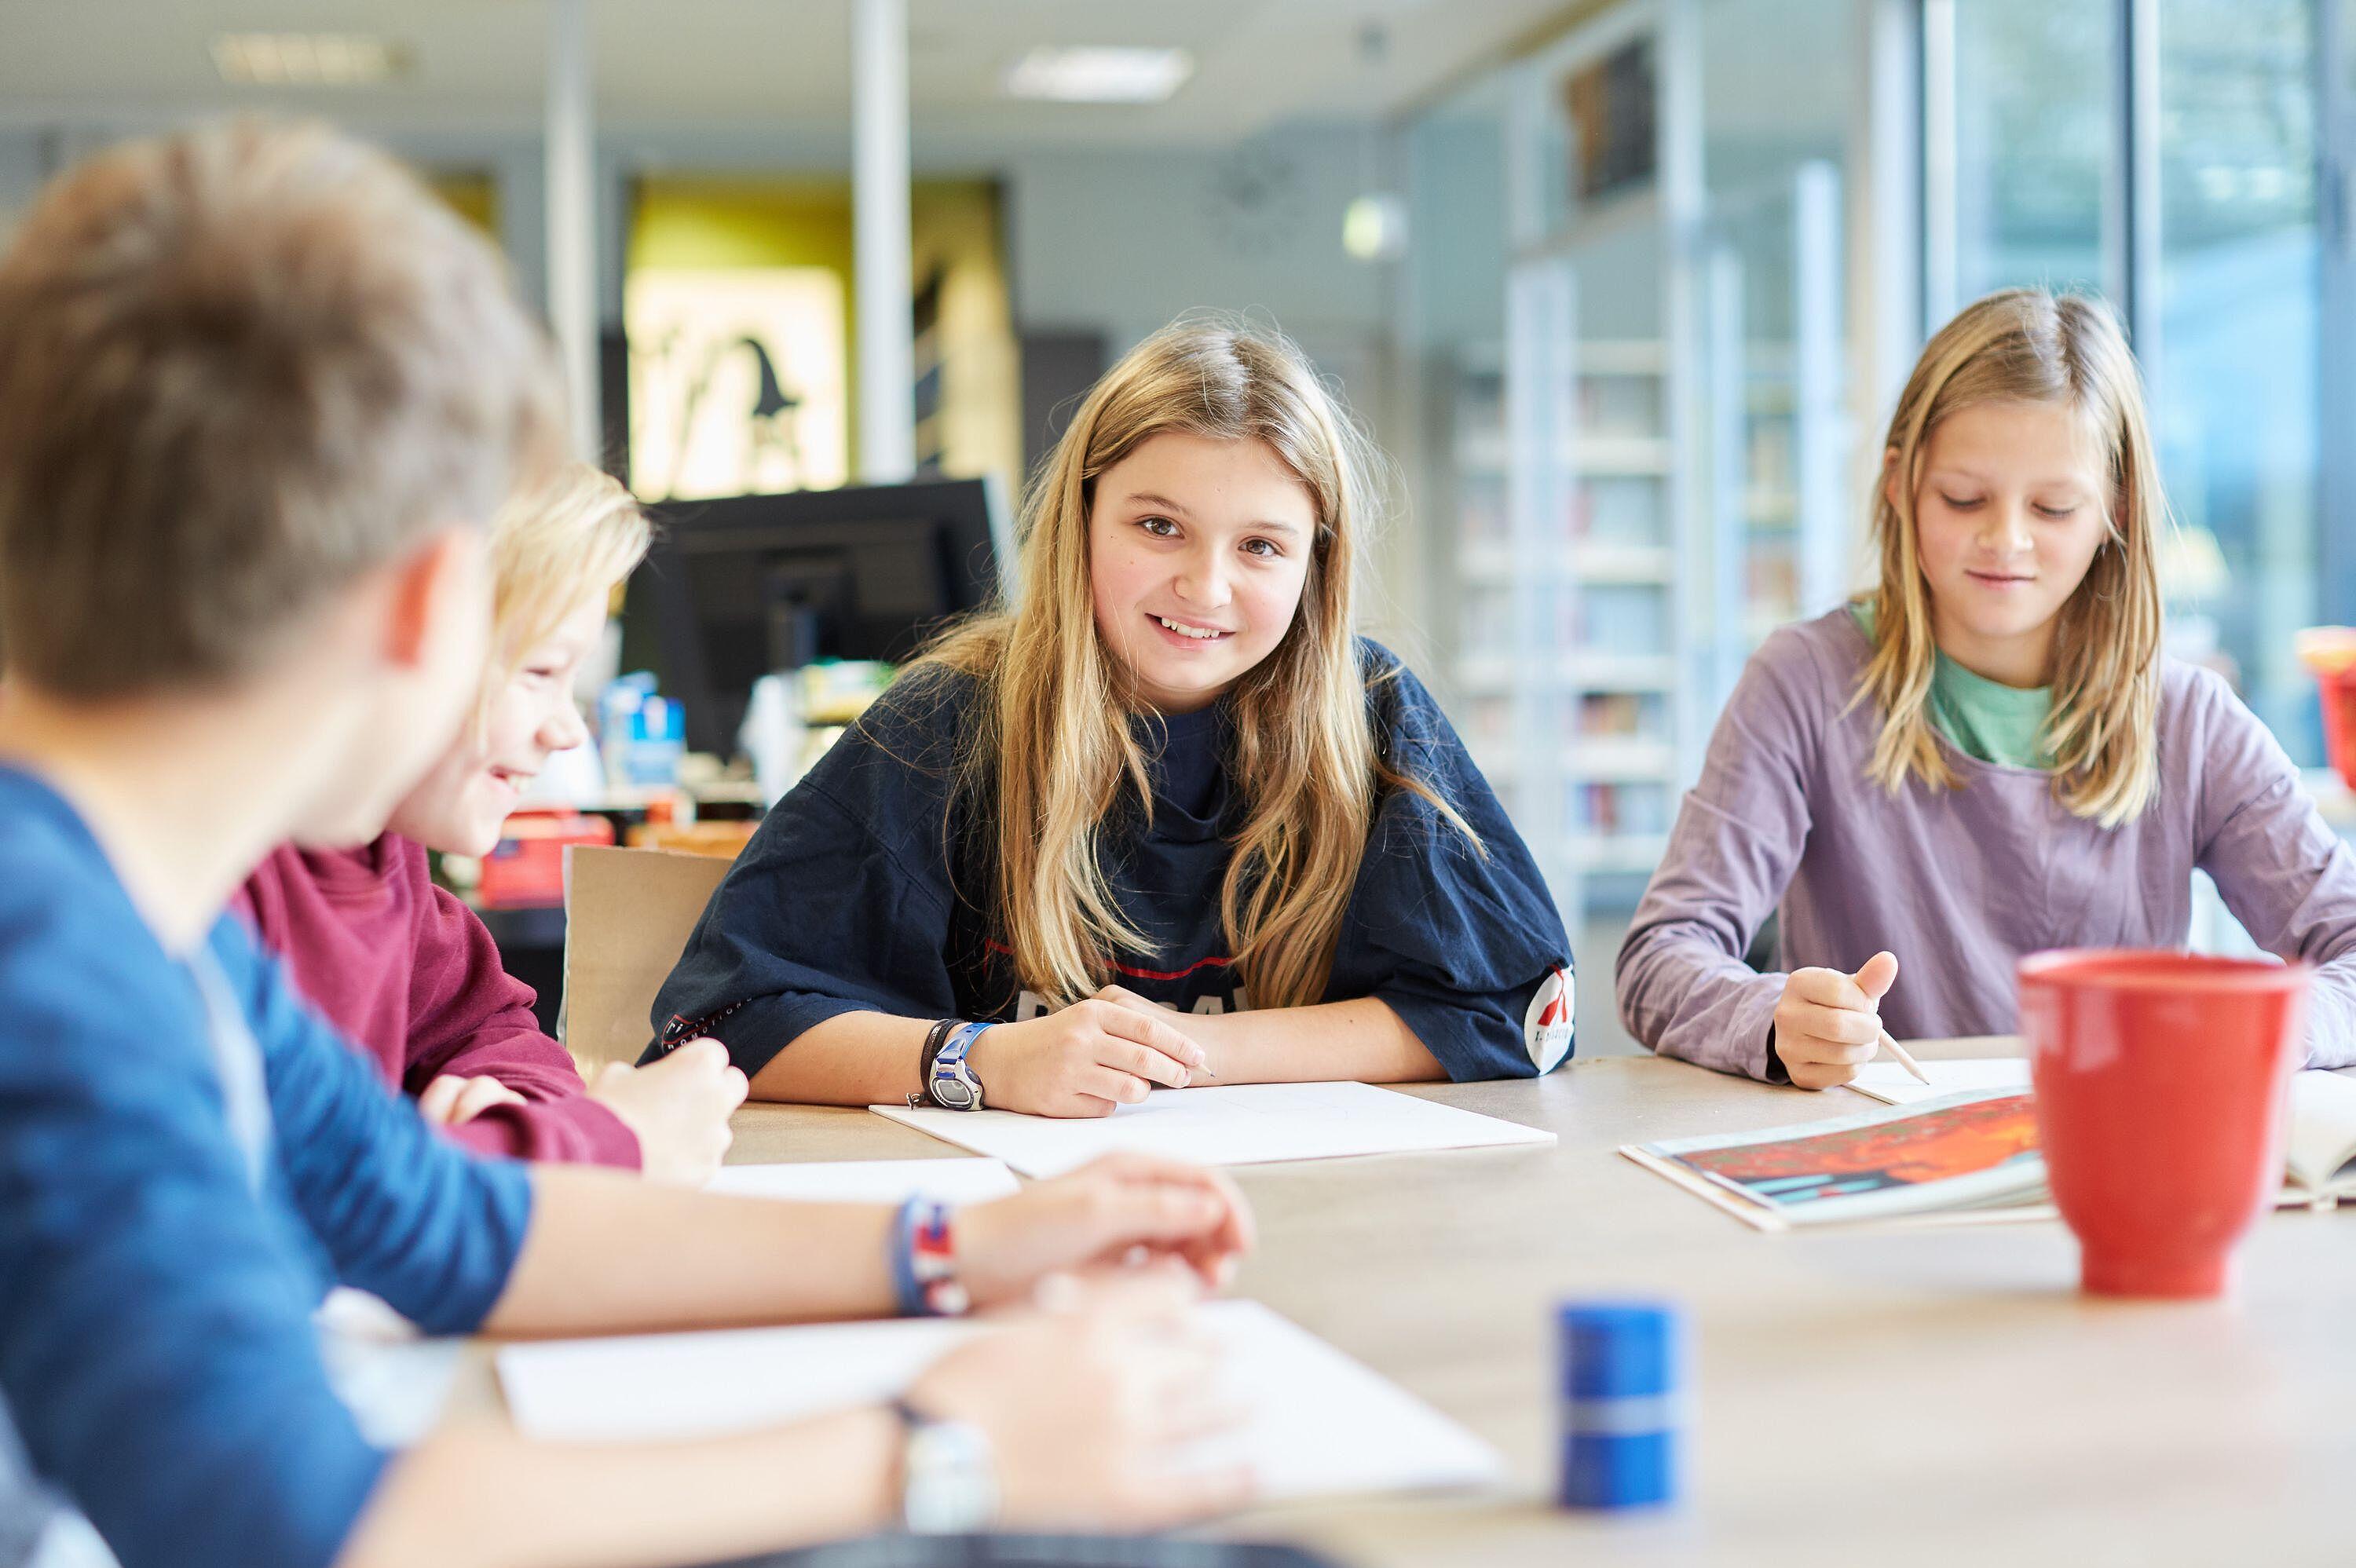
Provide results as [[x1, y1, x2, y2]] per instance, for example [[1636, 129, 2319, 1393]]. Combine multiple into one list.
[[891, 1397, 1000, 1534], [924, 1021, 990, 1112]]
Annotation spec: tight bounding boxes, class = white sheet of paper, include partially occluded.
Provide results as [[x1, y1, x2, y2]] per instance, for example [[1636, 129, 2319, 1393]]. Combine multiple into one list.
[[868, 1080, 1553, 1177], [316, 1290, 461, 1448], [1849, 1058, 2031, 1106], [498, 1298, 1500, 1503], [705, 1158, 1021, 1205], [2285, 1070, 2356, 1192]]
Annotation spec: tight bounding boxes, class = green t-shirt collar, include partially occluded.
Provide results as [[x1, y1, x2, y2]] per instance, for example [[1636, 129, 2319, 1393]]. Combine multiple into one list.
[[1849, 601, 2054, 771]]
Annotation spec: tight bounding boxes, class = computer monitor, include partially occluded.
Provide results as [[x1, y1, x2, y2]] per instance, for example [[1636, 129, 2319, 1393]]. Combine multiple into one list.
[[641, 476, 1012, 756]]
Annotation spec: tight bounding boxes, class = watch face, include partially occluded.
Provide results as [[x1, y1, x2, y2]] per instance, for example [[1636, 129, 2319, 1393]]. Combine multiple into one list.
[[931, 1071, 979, 1111], [904, 1419, 999, 1534]]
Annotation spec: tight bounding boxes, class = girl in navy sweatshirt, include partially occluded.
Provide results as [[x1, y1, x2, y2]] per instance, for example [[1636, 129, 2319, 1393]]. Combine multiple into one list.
[[653, 317, 1574, 1116]]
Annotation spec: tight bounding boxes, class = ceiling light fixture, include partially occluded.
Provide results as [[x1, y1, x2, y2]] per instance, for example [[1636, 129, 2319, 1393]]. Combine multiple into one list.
[[1342, 192, 1408, 262], [211, 33, 413, 86], [1004, 46, 1194, 104]]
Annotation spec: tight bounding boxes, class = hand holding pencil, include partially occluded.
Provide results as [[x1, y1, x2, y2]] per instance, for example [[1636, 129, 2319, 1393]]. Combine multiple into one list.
[[1770, 950, 1923, 1091]]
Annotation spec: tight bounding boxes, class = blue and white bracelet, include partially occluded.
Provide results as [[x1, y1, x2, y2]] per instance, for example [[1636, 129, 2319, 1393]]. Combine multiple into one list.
[[887, 1196, 970, 1318]]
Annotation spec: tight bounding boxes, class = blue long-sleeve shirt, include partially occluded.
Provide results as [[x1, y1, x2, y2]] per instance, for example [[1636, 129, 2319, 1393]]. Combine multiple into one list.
[[649, 641, 1575, 1082], [0, 766, 532, 1568]]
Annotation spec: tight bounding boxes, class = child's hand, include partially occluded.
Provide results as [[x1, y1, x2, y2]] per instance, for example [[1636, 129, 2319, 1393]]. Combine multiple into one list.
[[1770, 951, 1899, 1089], [416, 1073, 526, 1126], [967, 1000, 1207, 1117], [1088, 982, 1175, 1015], [902, 1265, 1254, 1531], [953, 1152, 1255, 1305], [587, 1038, 748, 1185]]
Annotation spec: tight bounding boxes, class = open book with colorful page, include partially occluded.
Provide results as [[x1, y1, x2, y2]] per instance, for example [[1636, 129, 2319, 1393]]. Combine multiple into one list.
[[1621, 1089, 2046, 1230], [1626, 1069, 2356, 1231], [1849, 1061, 2356, 1205]]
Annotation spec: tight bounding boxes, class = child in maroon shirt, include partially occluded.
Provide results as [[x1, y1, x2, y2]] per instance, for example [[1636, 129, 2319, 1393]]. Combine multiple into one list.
[[237, 465, 742, 1179], [234, 836, 642, 1164]]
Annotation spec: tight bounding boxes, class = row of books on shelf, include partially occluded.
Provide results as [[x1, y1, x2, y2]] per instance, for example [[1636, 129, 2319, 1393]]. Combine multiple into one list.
[[1455, 479, 1801, 543], [1451, 354, 1662, 426], [1463, 740, 1677, 835], [1465, 691, 1665, 744], [1457, 470, 1667, 546], [1573, 780, 1670, 836], [1451, 572, 1802, 670]]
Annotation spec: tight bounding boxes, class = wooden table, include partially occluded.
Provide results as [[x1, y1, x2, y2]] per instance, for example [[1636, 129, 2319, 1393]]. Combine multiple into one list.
[[510, 1042, 2356, 1566]]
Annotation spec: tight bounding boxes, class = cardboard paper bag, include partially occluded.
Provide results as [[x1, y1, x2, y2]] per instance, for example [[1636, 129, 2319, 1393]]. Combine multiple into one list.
[[560, 844, 732, 1071]]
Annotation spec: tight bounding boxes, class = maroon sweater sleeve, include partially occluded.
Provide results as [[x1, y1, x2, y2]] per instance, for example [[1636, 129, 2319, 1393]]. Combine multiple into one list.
[[393, 844, 642, 1168]]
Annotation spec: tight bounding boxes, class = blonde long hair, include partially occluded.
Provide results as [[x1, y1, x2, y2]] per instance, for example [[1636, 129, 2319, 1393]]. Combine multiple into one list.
[[1857, 289, 2166, 828], [912, 316, 1475, 1011]]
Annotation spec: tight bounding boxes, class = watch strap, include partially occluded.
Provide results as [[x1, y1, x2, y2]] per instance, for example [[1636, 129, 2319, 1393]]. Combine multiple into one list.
[[924, 1020, 993, 1110], [916, 1018, 957, 1101]]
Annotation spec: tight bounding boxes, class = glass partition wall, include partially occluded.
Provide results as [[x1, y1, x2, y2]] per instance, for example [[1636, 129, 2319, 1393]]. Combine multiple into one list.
[[1403, 0, 1859, 925], [1937, 0, 2332, 756]]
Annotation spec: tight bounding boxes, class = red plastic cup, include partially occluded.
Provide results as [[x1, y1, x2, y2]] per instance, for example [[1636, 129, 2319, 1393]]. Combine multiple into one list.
[[2317, 665, 2356, 790], [2017, 949, 2308, 1299]]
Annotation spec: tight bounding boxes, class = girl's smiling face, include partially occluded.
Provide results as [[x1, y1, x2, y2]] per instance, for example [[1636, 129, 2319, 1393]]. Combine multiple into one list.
[[1088, 432, 1317, 714], [382, 589, 607, 856], [1895, 398, 2114, 688]]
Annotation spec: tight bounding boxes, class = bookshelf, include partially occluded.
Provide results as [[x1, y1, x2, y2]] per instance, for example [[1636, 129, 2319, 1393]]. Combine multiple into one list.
[[1455, 0, 1701, 923], [1409, 0, 1850, 927], [1701, 160, 1851, 705]]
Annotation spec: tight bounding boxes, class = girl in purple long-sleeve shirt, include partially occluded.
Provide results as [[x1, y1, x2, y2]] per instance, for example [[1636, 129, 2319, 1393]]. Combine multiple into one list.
[[1619, 289, 2356, 1087]]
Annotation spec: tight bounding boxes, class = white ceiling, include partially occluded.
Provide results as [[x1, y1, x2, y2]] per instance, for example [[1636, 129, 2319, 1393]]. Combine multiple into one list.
[[0, 0, 1588, 145]]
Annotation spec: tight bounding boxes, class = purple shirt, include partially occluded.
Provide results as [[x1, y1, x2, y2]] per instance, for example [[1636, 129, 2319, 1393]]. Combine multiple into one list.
[[1617, 609, 2356, 1078]]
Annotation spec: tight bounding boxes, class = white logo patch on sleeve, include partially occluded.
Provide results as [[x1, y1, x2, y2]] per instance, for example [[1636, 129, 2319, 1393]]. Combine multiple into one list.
[[1523, 966, 1575, 1072]]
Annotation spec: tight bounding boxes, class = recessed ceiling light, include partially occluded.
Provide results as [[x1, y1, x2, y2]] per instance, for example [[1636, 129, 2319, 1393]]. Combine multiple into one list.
[[1004, 46, 1193, 104], [211, 33, 413, 86]]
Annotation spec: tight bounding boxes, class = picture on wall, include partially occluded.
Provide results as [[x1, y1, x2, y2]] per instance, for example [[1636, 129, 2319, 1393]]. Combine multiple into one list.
[[625, 266, 849, 501]]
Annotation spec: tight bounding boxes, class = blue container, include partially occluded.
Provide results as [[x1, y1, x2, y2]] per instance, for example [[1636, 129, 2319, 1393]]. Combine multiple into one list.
[[623, 694, 686, 785], [1557, 1299, 1682, 1509]]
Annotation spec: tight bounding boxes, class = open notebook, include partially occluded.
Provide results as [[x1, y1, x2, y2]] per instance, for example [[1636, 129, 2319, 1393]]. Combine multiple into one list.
[[1624, 1067, 2356, 1230], [1623, 1089, 2047, 1229]]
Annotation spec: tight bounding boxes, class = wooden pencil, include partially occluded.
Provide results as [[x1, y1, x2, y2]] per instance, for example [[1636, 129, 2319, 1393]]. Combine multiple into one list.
[[1877, 1028, 1932, 1086]]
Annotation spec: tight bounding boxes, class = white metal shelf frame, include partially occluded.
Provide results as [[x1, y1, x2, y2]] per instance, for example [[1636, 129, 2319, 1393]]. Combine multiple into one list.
[[1700, 159, 1853, 711], [1484, 0, 1706, 923]]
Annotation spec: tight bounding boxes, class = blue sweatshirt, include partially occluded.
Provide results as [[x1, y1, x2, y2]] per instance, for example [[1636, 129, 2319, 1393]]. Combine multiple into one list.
[[649, 641, 1575, 1081], [0, 766, 532, 1568]]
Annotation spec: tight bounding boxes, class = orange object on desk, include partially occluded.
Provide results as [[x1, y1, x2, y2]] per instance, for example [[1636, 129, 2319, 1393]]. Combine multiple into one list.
[[626, 820, 757, 859], [476, 810, 616, 909], [2297, 627, 2356, 790]]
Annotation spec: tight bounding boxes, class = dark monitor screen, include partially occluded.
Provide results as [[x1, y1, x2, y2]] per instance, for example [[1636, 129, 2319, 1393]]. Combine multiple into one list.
[[641, 477, 1008, 755]]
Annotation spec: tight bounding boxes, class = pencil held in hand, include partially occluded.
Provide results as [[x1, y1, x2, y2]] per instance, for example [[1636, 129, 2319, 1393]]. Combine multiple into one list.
[[1770, 950, 1903, 1091], [1876, 1029, 1932, 1085]]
